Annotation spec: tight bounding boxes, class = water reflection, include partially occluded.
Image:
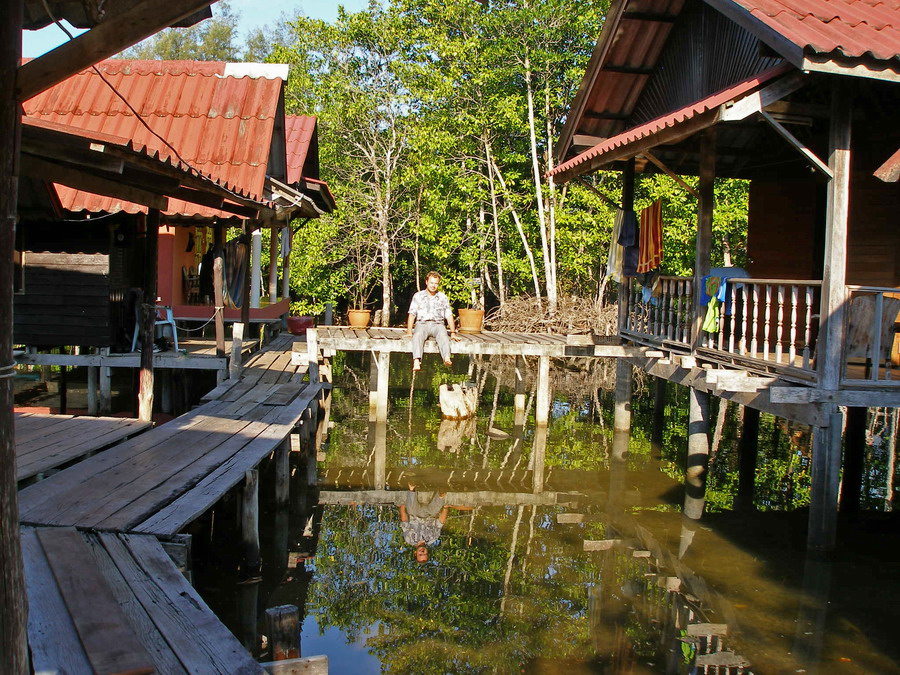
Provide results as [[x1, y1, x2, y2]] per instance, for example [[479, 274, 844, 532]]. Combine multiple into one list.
[[193, 355, 900, 674]]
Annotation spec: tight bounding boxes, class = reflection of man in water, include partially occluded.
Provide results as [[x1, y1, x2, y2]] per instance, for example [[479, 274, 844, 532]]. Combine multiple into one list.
[[399, 485, 449, 563]]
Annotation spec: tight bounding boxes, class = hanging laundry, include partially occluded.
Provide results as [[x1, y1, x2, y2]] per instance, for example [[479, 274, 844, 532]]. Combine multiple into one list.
[[618, 209, 639, 277], [637, 199, 663, 273], [608, 209, 625, 283]]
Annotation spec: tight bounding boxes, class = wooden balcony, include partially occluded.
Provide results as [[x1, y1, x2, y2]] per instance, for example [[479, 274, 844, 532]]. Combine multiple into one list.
[[621, 277, 900, 388]]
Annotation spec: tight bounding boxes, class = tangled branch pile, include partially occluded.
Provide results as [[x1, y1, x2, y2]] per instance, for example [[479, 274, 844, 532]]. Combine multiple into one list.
[[484, 295, 617, 335]]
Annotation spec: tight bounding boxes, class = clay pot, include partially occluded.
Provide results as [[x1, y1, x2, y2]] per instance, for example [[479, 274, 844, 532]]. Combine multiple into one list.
[[457, 308, 484, 334], [347, 309, 371, 328]]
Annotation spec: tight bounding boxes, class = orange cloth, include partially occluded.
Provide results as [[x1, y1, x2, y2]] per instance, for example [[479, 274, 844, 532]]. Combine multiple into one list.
[[637, 199, 663, 273]]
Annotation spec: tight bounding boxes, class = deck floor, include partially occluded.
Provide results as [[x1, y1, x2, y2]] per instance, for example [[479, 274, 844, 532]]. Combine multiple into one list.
[[15, 413, 152, 483], [18, 334, 320, 535]]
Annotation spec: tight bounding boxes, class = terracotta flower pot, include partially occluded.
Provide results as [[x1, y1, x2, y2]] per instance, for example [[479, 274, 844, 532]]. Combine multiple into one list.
[[347, 309, 371, 328], [457, 308, 484, 334], [286, 315, 315, 336]]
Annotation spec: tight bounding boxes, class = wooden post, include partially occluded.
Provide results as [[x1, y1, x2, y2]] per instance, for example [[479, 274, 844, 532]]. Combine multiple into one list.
[[693, 128, 715, 346], [250, 227, 262, 308], [242, 468, 261, 580], [159, 368, 172, 414], [736, 407, 760, 511], [532, 424, 548, 494], [59, 360, 67, 413], [0, 2, 28, 670], [613, 359, 632, 432], [514, 355, 526, 427], [372, 420, 387, 490], [306, 328, 319, 384], [685, 387, 710, 521], [230, 322, 244, 381], [268, 228, 279, 302], [213, 223, 226, 358], [535, 355, 551, 426], [276, 436, 290, 507], [809, 80, 852, 551], [840, 406, 867, 515], [324, 302, 333, 326], [238, 582, 259, 652], [138, 208, 161, 422], [265, 605, 300, 661], [281, 226, 291, 301], [618, 158, 636, 335], [87, 364, 99, 415], [371, 351, 390, 423], [651, 376, 666, 452], [99, 348, 112, 415]]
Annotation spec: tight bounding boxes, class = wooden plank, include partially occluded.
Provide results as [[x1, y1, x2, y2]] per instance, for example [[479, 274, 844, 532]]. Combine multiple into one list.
[[770, 387, 900, 406], [13, 413, 76, 443], [102, 533, 264, 674], [20, 528, 93, 674], [83, 533, 186, 674], [36, 528, 155, 675], [16, 417, 148, 457], [260, 656, 329, 675]]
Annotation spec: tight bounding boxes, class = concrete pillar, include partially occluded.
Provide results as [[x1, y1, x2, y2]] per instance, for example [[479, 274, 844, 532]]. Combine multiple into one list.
[[250, 228, 262, 308], [613, 359, 633, 432]]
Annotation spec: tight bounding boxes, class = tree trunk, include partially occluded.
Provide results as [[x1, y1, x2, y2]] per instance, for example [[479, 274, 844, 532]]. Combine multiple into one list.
[[380, 237, 392, 326], [483, 134, 506, 307]]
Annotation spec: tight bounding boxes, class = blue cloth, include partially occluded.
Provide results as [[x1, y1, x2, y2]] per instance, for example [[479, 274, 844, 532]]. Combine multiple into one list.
[[699, 267, 750, 314], [618, 210, 639, 276]]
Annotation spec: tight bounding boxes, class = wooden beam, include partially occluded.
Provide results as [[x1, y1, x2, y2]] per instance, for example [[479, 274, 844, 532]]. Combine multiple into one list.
[[572, 134, 606, 148], [874, 146, 900, 183], [770, 387, 900, 407], [719, 71, 808, 122], [19, 154, 168, 210], [641, 150, 700, 198], [574, 176, 620, 210], [17, 0, 216, 101], [759, 111, 832, 178], [622, 11, 678, 21], [138, 209, 160, 422]]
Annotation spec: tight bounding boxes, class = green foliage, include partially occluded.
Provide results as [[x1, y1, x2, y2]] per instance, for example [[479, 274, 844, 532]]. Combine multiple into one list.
[[120, 1, 243, 61]]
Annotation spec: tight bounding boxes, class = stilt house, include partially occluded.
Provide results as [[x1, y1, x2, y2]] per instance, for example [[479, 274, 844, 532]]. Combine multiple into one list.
[[551, 0, 900, 549]]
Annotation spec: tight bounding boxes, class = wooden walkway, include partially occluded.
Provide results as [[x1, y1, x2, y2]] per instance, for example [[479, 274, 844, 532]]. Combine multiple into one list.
[[18, 337, 321, 535], [294, 326, 653, 363], [15, 412, 151, 483], [22, 526, 263, 674]]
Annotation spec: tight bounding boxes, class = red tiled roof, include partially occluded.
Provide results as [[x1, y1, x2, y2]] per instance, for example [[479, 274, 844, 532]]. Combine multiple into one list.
[[550, 64, 791, 179], [22, 60, 285, 218], [723, 0, 900, 63], [285, 115, 317, 184]]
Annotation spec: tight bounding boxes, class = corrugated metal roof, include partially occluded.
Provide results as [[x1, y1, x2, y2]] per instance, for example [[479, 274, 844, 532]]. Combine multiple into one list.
[[285, 115, 317, 184], [23, 59, 285, 218], [550, 64, 790, 180], [725, 0, 900, 63]]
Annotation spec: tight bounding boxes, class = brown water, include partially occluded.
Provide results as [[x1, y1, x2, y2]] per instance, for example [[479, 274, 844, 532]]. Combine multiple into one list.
[[193, 353, 900, 674]]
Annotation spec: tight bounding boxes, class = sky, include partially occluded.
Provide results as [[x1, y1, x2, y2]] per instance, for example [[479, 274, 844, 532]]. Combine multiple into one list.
[[22, 0, 370, 58]]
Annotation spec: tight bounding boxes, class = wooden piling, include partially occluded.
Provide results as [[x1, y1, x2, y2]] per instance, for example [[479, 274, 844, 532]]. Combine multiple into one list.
[[841, 406, 867, 515], [692, 127, 715, 346], [276, 436, 290, 507], [87, 365, 98, 415], [371, 351, 390, 423], [613, 359, 633, 432], [514, 355, 526, 427], [242, 469, 261, 579], [230, 322, 244, 381], [306, 328, 319, 384], [685, 387, 710, 521], [99, 348, 111, 415], [535, 355, 551, 426], [371, 421, 387, 490], [651, 376, 666, 449], [736, 407, 760, 511], [138, 208, 160, 422], [213, 223, 226, 358], [266, 605, 300, 661]]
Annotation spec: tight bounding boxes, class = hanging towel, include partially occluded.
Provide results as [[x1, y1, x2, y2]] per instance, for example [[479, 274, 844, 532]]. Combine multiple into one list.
[[608, 209, 625, 283], [637, 199, 663, 273], [618, 209, 639, 277]]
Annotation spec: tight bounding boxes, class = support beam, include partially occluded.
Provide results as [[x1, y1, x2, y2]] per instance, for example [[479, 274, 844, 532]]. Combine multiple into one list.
[[213, 223, 225, 358], [535, 355, 551, 426], [808, 409, 844, 551], [275, 436, 290, 507], [87, 365, 98, 415], [613, 359, 633, 432], [532, 424, 548, 494], [250, 228, 262, 308], [268, 229, 279, 302], [0, 2, 27, 670], [242, 468, 261, 580], [693, 128, 715, 345], [98, 348, 112, 415], [371, 352, 390, 423], [138, 208, 160, 422], [371, 420, 387, 490]]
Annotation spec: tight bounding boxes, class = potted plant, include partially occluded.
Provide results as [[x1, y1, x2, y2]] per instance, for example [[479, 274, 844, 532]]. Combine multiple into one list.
[[457, 277, 484, 334], [344, 234, 378, 328]]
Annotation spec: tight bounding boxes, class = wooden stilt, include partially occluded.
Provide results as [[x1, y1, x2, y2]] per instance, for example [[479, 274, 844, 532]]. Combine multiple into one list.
[[281, 226, 291, 301], [736, 407, 760, 511], [373, 351, 390, 423], [685, 387, 710, 521], [514, 355, 526, 427], [692, 127, 716, 346], [87, 365, 98, 415], [242, 468, 261, 579], [532, 424, 548, 493], [651, 377, 666, 450], [138, 209, 160, 422], [809, 408, 844, 551], [306, 328, 319, 384], [250, 228, 262, 308], [840, 406, 867, 515], [159, 368, 172, 414], [535, 355, 551, 426], [372, 420, 387, 489], [265, 605, 300, 661], [99, 348, 112, 415], [238, 582, 259, 652], [613, 359, 633, 432], [276, 436, 290, 507], [230, 323, 244, 381], [59, 361, 67, 414], [213, 223, 225, 358], [268, 230, 279, 303]]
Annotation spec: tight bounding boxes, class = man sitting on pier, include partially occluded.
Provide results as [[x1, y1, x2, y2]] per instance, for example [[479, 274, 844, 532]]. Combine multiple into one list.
[[406, 270, 459, 371]]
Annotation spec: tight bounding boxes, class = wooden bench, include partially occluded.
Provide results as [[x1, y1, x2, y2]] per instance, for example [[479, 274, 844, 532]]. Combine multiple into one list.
[[22, 526, 263, 674]]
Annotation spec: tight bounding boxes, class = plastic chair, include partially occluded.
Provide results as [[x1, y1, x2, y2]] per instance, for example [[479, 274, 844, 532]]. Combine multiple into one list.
[[132, 305, 179, 352]]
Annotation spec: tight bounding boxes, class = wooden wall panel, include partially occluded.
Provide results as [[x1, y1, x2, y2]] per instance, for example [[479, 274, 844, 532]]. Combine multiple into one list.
[[746, 180, 819, 279]]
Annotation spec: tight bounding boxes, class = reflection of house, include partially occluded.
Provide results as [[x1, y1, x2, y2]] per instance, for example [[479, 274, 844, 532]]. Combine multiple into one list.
[[20, 60, 333, 334], [552, 0, 900, 550]]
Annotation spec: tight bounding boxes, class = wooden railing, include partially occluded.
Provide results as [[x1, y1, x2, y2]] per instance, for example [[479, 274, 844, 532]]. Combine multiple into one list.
[[842, 286, 900, 384], [702, 278, 821, 374], [622, 276, 694, 345]]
